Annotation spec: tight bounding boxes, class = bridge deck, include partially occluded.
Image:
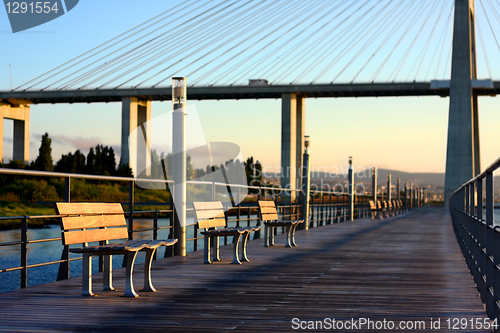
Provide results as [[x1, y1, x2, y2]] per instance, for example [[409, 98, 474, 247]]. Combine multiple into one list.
[[0, 208, 490, 332]]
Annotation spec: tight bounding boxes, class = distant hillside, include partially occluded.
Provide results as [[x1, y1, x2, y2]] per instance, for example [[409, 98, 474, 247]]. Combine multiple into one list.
[[264, 168, 500, 189]]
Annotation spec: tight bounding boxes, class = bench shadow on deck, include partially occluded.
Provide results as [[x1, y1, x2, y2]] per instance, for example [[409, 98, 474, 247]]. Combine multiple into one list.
[[0, 207, 491, 332]]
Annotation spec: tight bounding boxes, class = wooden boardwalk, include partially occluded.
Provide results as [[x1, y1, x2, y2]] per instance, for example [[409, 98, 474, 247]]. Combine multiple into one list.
[[0, 207, 492, 332]]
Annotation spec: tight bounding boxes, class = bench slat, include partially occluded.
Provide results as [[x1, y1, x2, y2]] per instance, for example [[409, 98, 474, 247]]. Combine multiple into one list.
[[193, 202, 223, 210], [258, 201, 275, 207], [261, 213, 278, 221], [260, 206, 277, 214], [195, 209, 225, 221], [198, 218, 226, 229], [62, 227, 128, 245], [56, 203, 126, 230]]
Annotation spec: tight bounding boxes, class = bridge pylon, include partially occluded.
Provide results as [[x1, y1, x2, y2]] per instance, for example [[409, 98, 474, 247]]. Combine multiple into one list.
[[0, 104, 30, 164], [121, 97, 152, 175], [444, 0, 479, 204], [280, 93, 305, 202]]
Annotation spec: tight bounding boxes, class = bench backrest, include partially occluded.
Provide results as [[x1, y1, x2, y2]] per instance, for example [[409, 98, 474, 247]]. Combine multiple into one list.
[[369, 200, 376, 209], [56, 203, 128, 246], [193, 201, 226, 229], [376, 201, 383, 210], [258, 201, 278, 222]]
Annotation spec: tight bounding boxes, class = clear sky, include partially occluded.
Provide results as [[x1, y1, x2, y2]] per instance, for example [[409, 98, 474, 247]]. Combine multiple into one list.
[[1, 0, 500, 174]]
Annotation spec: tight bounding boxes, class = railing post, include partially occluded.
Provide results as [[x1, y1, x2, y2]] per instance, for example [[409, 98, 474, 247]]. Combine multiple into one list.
[[20, 216, 27, 289], [404, 182, 408, 211], [348, 157, 354, 221], [128, 181, 134, 240], [396, 177, 400, 201], [371, 167, 377, 202], [387, 173, 392, 202], [486, 172, 493, 225], [301, 140, 311, 230], [153, 210, 159, 259], [57, 177, 71, 281], [470, 183, 475, 217], [165, 192, 175, 258], [465, 187, 468, 212]]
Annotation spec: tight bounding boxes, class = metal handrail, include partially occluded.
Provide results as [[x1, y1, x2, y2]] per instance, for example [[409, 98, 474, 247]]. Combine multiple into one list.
[[0, 167, 377, 292], [449, 157, 500, 324]]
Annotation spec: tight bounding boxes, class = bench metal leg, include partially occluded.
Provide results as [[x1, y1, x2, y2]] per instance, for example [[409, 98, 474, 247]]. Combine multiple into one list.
[[264, 225, 270, 247], [141, 248, 157, 292], [232, 233, 242, 264], [103, 255, 117, 291], [204, 236, 212, 264], [269, 227, 275, 246], [240, 232, 250, 262], [123, 251, 139, 297], [214, 236, 221, 262], [285, 226, 293, 248], [82, 253, 95, 297], [290, 224, 298, 247]]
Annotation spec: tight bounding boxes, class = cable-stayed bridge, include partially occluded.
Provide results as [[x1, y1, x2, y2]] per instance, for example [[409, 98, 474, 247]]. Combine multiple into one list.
[[0, 0, 498, 203]]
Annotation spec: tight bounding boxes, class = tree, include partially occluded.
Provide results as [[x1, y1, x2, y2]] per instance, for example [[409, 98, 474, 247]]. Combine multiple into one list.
[[34, 133, 54, 171], [55, 150, 86, 174]]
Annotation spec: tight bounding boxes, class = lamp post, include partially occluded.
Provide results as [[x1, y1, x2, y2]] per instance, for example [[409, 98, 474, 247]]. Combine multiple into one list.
[[348, 156, 354, 221], [172, 77, 187, 256]]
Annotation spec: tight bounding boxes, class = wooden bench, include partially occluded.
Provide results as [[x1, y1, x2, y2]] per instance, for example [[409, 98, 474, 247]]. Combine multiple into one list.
[[258, 201, 304, 248], [368, 200, 383, 219], [56, 203, 177, 297], [193, 201, 260, 264]]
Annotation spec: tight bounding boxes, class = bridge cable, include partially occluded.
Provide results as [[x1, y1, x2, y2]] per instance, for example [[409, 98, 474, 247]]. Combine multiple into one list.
[[353, 0, 429, 83], [368, 0, 425, 83], [208, 0, 342, 86], [267, 0, 374, 84], [53, 0, 238, 90], [480, 0, 500, 59], [75, 0, 259, 89], [222, 0, 351, 86], [320, 0, 412, 84], [476, 1, 493, 79], [126, 0, 298, 88], [387, 2, 432, 82], [290, 0, 390, 84], [187, 0, 330, 86], [141, 0, 300, 87], [307, 0, 406, 84], [411, 0, 449, 82], [16, 0, 205, 90], [343, 0, 420, 83], [157, 0, 312, 87], [293, 0, 391, 84], [425, 3, 453, 81], [107, 0, 274, 89], [85, 0, 271, 89]]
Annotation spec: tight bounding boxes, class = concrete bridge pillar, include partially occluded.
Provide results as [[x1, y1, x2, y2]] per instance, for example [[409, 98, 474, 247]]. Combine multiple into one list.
[[121, 97, 151, 176], [445, 0, 478, 204], [0, 104, 30, 163], [281, 93, 305, 201]]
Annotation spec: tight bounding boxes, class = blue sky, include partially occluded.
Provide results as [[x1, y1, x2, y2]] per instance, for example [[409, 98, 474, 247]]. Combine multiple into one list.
[[1, 0, 500, 174]]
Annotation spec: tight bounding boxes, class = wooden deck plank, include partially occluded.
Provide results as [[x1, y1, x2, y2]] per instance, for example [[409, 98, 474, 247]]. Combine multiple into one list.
[[0, 207, 492, 332]]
